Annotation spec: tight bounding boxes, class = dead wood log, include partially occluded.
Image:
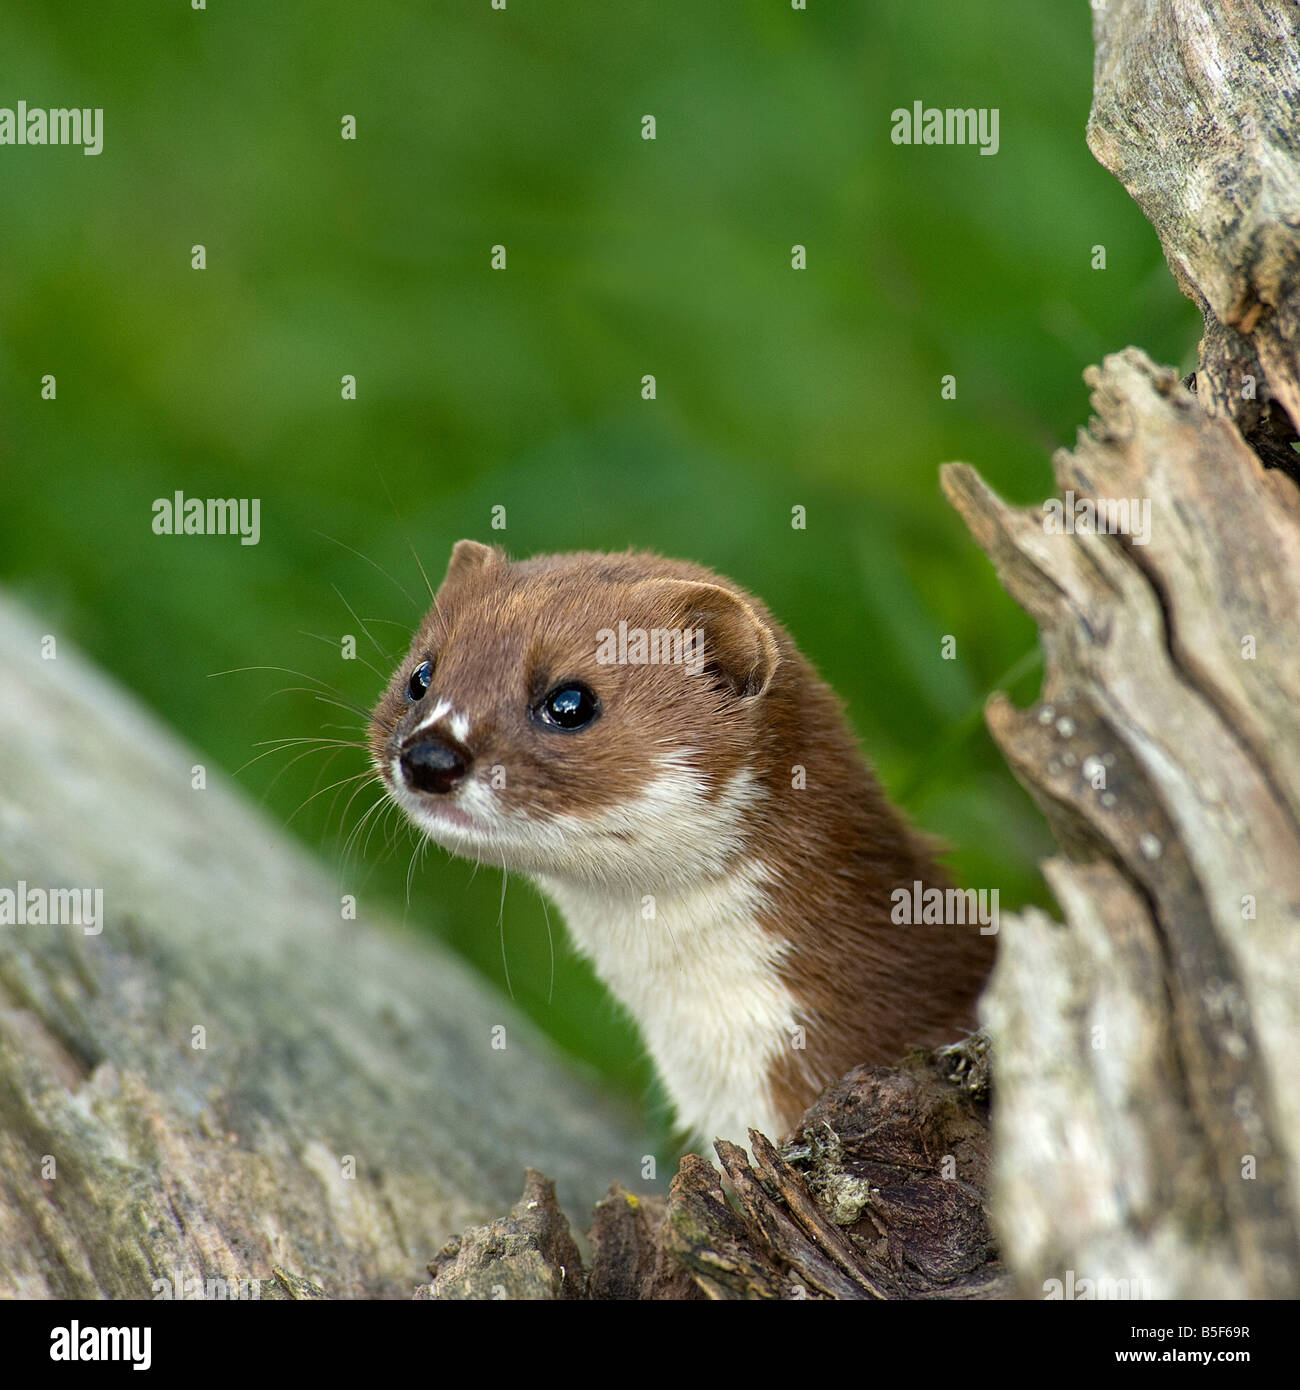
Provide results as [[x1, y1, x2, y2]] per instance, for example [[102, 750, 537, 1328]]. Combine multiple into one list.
[[0, 595, 648, 1299], [943, 344, 1300, 1297], [1088, 0, 1300, 468], [665, 1044, 1004, 1301], [421, 1037, 1003, 1301]]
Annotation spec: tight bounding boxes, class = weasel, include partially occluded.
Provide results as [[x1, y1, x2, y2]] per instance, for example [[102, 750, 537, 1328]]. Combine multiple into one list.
[[369, 541, 993, 1147]]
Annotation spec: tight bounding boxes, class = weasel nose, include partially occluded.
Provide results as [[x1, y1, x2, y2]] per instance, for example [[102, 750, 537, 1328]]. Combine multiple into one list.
[[400, 737, 471, 795]]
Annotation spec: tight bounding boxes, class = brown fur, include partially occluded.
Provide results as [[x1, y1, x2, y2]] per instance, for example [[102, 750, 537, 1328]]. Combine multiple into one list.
[[371, 542, 995, 1136]]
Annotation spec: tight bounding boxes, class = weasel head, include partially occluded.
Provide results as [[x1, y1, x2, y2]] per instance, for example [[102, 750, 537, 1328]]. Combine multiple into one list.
[[370, 540, 781, 890]]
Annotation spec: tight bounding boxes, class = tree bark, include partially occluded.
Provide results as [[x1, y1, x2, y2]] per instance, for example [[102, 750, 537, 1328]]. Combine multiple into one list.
[[1088, 0, 1300, 467], [943, 347, 1300, 1298], [419, 1040, 1003, 1301], [0, 596, 647, 1299]]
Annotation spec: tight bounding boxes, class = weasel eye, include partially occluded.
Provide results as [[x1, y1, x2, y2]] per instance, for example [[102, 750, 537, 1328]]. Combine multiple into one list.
[[406, 659, 434, 702], [536, 682, 600, 731]]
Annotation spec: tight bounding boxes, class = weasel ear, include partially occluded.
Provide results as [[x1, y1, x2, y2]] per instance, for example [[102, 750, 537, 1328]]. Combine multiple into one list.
[[442, 539, 505, 588], [639, 579, 780, 699]]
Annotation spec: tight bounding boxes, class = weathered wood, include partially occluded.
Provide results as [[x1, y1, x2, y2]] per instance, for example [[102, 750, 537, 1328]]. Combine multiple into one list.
[[420, 1169, 588, 1300], [419, 1035, 1002, 1301], [0, 596, 647, 1298], [662, 1041, 1004, 1301], [420, 1170, 706, 1300], [585, 1185, 704, 1300], [943, 347, 1300, 1297], [1088, 0, 1300, 458]]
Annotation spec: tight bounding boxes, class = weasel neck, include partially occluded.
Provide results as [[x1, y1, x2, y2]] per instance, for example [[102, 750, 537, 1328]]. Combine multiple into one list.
[[533, 869, 800, 1149]]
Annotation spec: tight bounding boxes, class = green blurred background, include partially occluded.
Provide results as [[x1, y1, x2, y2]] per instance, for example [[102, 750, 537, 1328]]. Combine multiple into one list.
[[0, 2, 1196, 1146]]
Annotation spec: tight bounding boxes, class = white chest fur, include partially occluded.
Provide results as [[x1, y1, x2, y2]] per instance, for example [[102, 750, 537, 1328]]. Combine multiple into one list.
[[535, 862, 800, 1148]]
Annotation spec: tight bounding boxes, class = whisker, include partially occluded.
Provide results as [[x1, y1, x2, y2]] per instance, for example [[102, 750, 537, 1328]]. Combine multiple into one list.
[[362, 788, 398, 862], [497, 855, 514, 1001], [307, 691, 375, 721], [337, 772, 383, 845], [297, 628, 391, 682], [379, 799, 407, 859], [342, 794, 406, 895], [260, 743, 351, 803], [314, 529, 419, 610], [286, 768, 376, 826], [365, 463, 438, 611], [302, 745, 357, 829], [407, 539, 437, 607], [211, 666, 373, 721], [253, 735, 366, 748], [360, 616, 419, 632], [232, 736, 365, 778], [209, 664, 358, 700], [539, 893, 556, 1007], [332, 583, 389, 663], [322, 754, 378, 841], [405, 825, 424, 905], [340, 779, 389, 865]]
